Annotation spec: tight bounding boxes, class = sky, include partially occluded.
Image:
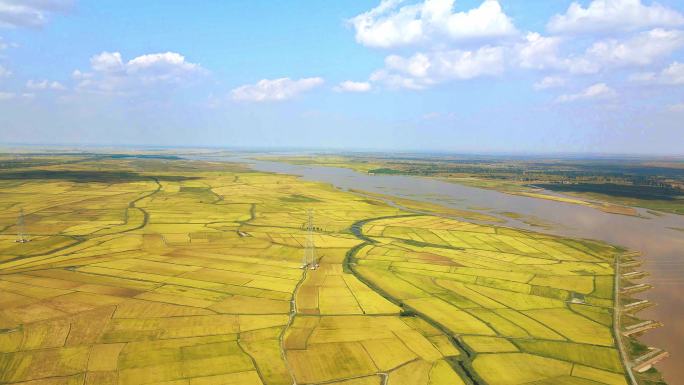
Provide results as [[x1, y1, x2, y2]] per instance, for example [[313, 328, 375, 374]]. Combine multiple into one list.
[[0, 0, 683, 155]]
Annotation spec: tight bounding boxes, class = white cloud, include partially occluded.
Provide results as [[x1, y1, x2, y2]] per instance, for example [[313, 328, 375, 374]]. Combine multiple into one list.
[[0, 91, 33, 100], [127, 52, 203, 84], [0, 63, 10, 77], [514, 32, 599, 74], [0, 0, 74, 28], [385, 53, 432, 78], [517, 32, 561, 70], [548, 0, 684, 34], [231, 77, 324, 102], [556, 83, 617, 103], [661, 61, 684, 84], [89, 51, 123, 72], [534, 76, 566, 90], [661, 62, 684, 84], [351, 0, 424, 48], [516, 33, 566, 70], [334, 81, 372, 92], [667, 102, 684, 112], [438, 0, 517, 41], [371, 46, 504, 89], [74, 51, 205, 94], [350, 0, 517, 48], [585, 28, 684, 67], [370, 70, 427, 90], [631, 61, 684, 84], [422, 111, 457, 120], [26, 79, 65, 90], [515, 28, 683, 75], [349, 0, 684, 93], [348, 0, 684, 95]]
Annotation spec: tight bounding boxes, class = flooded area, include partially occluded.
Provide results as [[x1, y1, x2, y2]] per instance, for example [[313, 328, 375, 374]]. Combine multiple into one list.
[[202, 156, 684, 383]]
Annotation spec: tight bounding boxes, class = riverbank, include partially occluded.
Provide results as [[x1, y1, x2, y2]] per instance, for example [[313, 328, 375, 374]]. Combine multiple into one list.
[[256, 154, 683, 217]]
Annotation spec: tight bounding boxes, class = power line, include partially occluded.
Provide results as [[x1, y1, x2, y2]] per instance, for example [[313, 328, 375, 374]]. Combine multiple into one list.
[[15, 208, 29, 243], [302, 209, 318, 270]]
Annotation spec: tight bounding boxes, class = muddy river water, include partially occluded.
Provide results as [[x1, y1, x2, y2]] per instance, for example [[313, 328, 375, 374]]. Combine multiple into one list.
[[202, 156, 684, 383]]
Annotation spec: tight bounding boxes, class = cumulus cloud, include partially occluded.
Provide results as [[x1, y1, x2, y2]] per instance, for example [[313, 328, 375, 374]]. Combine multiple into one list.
[[661, 61, 684, 84], [0, 0, 74, 28], [534, 76, 566, 90], [348, 0, 684, 93], [516, 33, 563, 70], [334, 81, 372, 92], [515, 28, 683, 75], [74, 51, 205, 94], [370, 46, 505, 89], [26, 79, 65, 90], [89, 51, 123, 72], [584, 28, 684, 67], [548, 0, 684, 34], [127, 52, 204, 84], [631, 61, 684, 85], [556, 83, 617, 103], [231, 77, 324, 102], [350, 0, 517, 48], [513, 32, 594, 73]]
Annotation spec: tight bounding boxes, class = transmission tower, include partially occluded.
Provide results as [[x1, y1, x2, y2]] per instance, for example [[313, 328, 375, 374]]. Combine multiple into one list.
[[15, 208, 29, 243], [302, 209, 318, 270]]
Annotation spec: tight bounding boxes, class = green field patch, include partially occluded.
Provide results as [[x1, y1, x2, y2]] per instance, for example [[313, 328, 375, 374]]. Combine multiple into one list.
[[531, 275, 594, 295], [522, 308, 614, 346], [570, 303, 613, 326], [462, 336, 518, 353], [404, 297, 496, 336], [472, 353, 572, 385], [515, 339, 623, 372], [591, 276, 614, 299], [466, 285, 565, 310], [492, 309, 565, 341], [572, 365, 629, 385], [530, 285, 570, 301], [466, 308, 530, 338]]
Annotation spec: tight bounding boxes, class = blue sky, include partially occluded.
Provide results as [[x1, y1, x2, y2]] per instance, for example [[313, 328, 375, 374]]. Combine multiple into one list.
[[0, 0, 683, 154]]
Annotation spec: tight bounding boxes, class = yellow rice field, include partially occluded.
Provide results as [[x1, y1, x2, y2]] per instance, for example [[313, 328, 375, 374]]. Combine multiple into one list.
[[0, 155, 630, 385]]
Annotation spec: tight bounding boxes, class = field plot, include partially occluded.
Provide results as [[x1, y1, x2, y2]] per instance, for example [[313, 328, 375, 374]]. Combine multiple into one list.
[[283, 315, 463, 385], [352, 215, 630, 385], [0, 156, 460, 385], [0, 155, 630, 385]]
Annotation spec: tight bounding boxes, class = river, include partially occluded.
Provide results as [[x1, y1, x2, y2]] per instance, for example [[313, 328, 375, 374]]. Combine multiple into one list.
[[198, 155, 684, 384]]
